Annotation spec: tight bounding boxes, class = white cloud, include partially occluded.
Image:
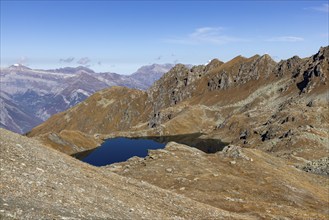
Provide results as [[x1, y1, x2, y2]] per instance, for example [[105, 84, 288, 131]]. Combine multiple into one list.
[[266, 36, 304, 42], [59, 57, 74, 63], [77, 57, 91, 65], [17, 56, 29, 65], [165, 27, 244, 45], [310, 3, 329, 13]]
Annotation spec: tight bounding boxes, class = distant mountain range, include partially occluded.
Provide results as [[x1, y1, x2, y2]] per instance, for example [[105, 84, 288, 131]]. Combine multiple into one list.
[[0, 63, 175, 134]]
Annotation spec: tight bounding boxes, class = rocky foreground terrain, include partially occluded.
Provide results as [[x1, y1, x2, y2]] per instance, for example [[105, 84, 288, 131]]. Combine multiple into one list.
[[1, 47, 328, 219], [1, 129, 328, 219], [0, 128, 249, 219]]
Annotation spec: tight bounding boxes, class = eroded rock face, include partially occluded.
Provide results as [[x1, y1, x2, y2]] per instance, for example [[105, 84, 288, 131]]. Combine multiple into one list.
[[296, 46, 328, 93], [275, 55, 302, 77], [147, 64, 204, 128], [207, 55, 276, 91]]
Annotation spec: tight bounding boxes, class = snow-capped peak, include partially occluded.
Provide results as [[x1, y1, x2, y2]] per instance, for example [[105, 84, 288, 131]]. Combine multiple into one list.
[[204, 60, 211, 65]]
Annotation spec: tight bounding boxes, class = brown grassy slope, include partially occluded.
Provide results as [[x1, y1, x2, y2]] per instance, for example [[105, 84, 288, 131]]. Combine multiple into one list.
[[106, 142, 329, 219], [27, 86, 151, 153], [29, 86, 148, 135], [1, 128, 252, 219]]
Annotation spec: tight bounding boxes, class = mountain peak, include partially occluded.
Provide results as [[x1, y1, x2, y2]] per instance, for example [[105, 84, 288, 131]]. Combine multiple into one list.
[[314, 45, 329, 61], [8, 64, 31, 70], [49, 66, 95, 74], [130, 63, 175, 88], [205, 59, 224, 69], [133, 63, 175, 74]]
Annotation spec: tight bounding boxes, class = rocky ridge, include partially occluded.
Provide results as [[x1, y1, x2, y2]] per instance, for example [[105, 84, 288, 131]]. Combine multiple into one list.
[[28, 46, 329, 171]]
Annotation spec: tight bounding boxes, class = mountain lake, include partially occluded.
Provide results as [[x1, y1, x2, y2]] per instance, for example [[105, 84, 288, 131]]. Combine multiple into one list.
[[74, 133, 227, 166]]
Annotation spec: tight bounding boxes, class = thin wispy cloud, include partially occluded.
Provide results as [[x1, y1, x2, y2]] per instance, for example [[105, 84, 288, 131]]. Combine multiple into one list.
[[77, 57, 91, 65], [266, 36, 304, 42], [309, 3, 329, 13], [59, 57, 74, 63], [17, 56, 28, 65], [165, 27, 244, 45]]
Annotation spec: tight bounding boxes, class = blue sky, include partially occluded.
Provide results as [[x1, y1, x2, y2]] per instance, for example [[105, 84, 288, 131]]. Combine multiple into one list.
[[1, 1, 328, 74]]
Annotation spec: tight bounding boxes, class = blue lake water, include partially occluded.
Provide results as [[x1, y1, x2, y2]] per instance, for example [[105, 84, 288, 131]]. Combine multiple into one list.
[[77, 134, 227, 167], [81, 137, 166, 166]]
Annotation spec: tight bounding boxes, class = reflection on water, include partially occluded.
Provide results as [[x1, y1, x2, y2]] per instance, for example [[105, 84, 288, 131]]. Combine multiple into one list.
[[146, 133, 227, 154], [73, 133, 227, 167]]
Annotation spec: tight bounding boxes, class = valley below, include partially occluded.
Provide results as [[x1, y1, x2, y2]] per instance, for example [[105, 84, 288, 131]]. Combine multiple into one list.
[[0, 64, 174, 134], [1, 46, 329, 219]]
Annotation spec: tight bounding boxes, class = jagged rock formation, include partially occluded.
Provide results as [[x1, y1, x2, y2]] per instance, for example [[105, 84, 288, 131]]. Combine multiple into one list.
[[28, 47, 329, 171]]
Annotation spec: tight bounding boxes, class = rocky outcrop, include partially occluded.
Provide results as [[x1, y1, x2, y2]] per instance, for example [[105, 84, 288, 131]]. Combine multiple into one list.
[[220, 145, 252, 161], [296, 46, 328, 93], [297, 157, 329, 176], [207, 54, 276, 91], [147, 64, 202, 128]]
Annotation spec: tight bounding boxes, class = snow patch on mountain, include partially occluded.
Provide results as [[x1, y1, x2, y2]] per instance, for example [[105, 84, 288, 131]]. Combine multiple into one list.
[[75, 89, 91, 97], [36, 109, 51, 121]]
